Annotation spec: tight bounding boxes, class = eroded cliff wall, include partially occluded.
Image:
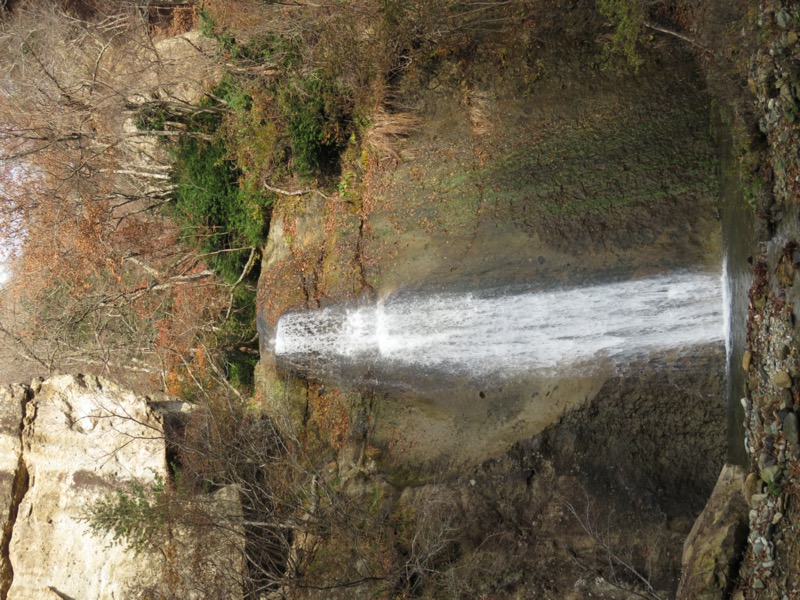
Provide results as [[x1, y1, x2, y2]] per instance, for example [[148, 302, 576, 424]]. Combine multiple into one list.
[[0, 375, 167, 600]]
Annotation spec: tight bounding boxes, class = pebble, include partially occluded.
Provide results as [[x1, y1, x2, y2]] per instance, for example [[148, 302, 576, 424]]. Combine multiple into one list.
[[772, 512, 783, 525], [756, 536, 773, 559], [754, 539, 765, 555], [745, 472, 760, 503], [783, 412, 798, 444], [761, 464, 782, 484], [743, 350, 753, 372], [792, 443, 800, 460], [780, 389, 794, 409], [776, 8, 791, 29], [775, 370, 792, 388], [760, 450, 777, 468]]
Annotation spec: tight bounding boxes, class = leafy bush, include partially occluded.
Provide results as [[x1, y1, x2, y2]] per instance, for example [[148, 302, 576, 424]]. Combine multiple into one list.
[[128, 75, 271, 393], [134, 103, 170, 131], [170, 136, 270, 283], [226, 350, 258, 389], [597, 0, 646, 70], [279, 74, 351, 176], [200, 12, 354, 179]]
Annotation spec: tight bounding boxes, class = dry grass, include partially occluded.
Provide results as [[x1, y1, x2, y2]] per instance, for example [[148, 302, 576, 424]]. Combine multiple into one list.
[[463, 87, 494, 139], [363, 108, 421, 162], [460, 82, 494, 164], [149, 5, 198, 39], [200, 0, 272, 38]]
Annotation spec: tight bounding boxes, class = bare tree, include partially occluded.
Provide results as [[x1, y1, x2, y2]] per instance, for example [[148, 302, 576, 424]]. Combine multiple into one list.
[[0, 0, 249, 387]]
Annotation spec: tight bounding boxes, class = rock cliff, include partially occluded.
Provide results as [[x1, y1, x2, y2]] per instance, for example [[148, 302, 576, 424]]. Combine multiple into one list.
[[0, 375, 173, 599]]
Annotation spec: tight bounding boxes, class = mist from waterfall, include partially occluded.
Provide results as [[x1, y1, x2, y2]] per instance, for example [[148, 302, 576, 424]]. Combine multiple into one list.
[[274, 271, 724, 378]]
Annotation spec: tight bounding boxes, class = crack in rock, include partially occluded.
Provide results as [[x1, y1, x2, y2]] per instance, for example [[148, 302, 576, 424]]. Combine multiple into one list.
[[0, 386, 33, 600]]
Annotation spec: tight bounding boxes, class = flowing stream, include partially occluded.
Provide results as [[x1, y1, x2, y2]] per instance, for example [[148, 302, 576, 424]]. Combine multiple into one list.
[[275, 271, 724, 379]]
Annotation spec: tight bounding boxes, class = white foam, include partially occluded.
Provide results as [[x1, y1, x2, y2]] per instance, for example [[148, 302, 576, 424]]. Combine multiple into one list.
[[275, 272, 725, 376]]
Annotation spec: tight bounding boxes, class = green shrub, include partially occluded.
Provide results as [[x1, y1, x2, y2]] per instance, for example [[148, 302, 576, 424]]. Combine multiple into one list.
[[84, 476, 172, 554], [597, 0, 646, 70], [278, 73, 351, 177], [170, 136, 270, 283], [212, 76, 253, 113], [135, 103, 170, 131], [200, 12, 355, 179], [226, 351, 258, 389]]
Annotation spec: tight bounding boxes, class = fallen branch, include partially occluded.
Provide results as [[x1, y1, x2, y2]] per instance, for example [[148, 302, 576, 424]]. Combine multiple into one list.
[[262, 182, 329, 200], [559, 495, 665, 600], [644, 21, 703, 49], [223, 246, 258, 322]]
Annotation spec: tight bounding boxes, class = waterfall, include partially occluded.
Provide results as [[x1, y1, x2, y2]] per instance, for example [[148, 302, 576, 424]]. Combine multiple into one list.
[[274, 271, 724, 378], [721, 254, 732, 383]]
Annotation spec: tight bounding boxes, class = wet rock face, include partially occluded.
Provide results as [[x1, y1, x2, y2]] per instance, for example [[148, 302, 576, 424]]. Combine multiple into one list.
[[0, 375, 168, 600]]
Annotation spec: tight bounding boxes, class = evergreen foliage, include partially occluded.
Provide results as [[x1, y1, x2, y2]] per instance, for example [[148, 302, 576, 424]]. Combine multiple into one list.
[[84, 476, 171, 554], [597, 0, 646, 70]]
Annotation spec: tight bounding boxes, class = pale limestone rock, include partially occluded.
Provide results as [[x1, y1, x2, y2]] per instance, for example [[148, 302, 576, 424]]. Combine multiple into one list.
[[157, 31, 222, 104], [677, 463, 748, 600], [0, 375, 245, 599], [123, 30, 221, 108], [5, 375, 166, 600], [119, 30, 222, 184]]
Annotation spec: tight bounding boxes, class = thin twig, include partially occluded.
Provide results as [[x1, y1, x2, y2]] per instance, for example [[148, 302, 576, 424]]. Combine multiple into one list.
[[263, 182, 328, 200]]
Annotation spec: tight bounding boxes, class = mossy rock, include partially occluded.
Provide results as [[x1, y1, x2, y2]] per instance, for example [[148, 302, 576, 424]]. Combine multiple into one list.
[[254, 358, 308, 435]]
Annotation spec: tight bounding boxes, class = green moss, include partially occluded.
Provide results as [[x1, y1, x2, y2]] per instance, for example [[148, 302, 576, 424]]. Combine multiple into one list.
[[460, 90, 714, 224], [597, 0, 647, 71]]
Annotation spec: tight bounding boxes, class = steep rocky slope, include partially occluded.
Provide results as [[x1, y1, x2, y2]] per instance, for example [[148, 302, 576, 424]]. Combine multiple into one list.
[[678, 2, 800, 598]]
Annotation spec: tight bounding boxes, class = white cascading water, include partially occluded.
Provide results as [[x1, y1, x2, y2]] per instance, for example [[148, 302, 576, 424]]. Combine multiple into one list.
[[721, 254, 732, 383], [274, 271, 724, 377]]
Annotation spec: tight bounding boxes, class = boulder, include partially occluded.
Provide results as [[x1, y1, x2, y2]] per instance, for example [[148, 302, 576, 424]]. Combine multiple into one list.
[[676, 463, 749, 600], [0, 384, 28, 598], [774, 370, 793, 389]]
